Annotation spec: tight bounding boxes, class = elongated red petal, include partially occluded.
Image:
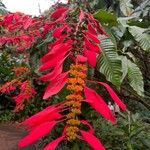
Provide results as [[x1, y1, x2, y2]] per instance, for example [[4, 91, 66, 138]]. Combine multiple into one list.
[[98, 82, 126, 110], [94, 20, 108, 36], [85, 32, 100, 44], [24, 18, 32, 29], [43, 22, 54, 34], [21, 35, 33, 42], [48, 36, 66, 50], [18, 121, 56, 148], [43, 72, 68, 99], [41, 43, 64, 63], [53, 25, 67, 38], [76, 54, 87, 63], [81, 130, 106, 150], [44, 136, 64, 150], [51, 7, 68, 19], [84, 48, 97, 67], [88, 23, 97, 35], [38, 66, 62, 81], [84, 37, 101, 53], [39, 63, 63, 81], [19, 106, 61, 130], [81, 120, 94, 134], [84, 86, 116, 123], [40, 42, 72, 71], [41, 40, 72, 63]]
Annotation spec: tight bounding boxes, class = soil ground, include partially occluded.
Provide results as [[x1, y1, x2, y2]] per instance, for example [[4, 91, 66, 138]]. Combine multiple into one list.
[[0, 123, 37, 150]]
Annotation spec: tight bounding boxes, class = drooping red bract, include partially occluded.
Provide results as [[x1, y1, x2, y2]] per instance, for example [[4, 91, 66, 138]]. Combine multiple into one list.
[[43, 72, 68, 99], [18, 121, 57, 148], [43, 136, 65, 150], [19, 105, 61, 130], [81, 130, 106, 150], [81, 120, 94, 134], [84, 86, 116, 123], [98, 82, 126, 110], [84, 48, 97, 67]]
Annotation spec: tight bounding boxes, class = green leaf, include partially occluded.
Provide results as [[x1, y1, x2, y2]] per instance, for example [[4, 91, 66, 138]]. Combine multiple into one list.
[[131, 0, 150, 18], [129, 26, 150, 52], [139, 137, 150, 149], [97, 36, 122, 87], [120, 56, 128, 82], [119, 0, 133, 16], [94, 9, 118, 27], [127, 59, 144, 96]]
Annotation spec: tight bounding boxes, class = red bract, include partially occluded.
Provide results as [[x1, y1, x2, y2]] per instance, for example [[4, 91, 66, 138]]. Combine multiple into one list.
[[84, 48, 97, 67], [48, 36, 66, 50], [0, 79, 17, 93], [84, 36, 101, 53], [84, 86, 116, 124], [76, 54, 87, 63], [12, 80, 36, 111], [84, 31, 100, 44], [51, 7, 68, 19], [18, 121, 57, 148], [81, 130, 106, 150], [44, 136, 65, 150], [53, 24, 68, 38], [40, 40, 72, 66], [38, 63, 63, 81], [19, 105, 61, 130], [88, 23, 98, 35], [97, 82, 126, 110], [43, 72, 68, 99], [81, 120, 94, 134], [0, 13, 45, 51]]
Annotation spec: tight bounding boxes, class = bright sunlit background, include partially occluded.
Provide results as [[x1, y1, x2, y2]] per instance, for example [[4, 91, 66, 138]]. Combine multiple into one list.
[[2, 0, 67, 16]]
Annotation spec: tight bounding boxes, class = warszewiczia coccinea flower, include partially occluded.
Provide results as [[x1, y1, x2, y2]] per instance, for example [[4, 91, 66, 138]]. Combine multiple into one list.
[[0, 12, 45, 51], [0, 67, 36, 112], [18, 5, 126, 150]]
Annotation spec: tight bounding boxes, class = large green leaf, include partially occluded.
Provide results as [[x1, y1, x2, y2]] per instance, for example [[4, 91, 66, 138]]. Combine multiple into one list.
[[119, 0, 133, 16], [127, 59, 144, 96], [97, 36, 122, 87], [94, 9, 118, 26], [129, 26, 150, 52], [131, 0, 150, 18]]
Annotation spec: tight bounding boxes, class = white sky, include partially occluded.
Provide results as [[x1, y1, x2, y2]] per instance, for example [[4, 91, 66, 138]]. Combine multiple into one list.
[[2, 0, 67, 16]]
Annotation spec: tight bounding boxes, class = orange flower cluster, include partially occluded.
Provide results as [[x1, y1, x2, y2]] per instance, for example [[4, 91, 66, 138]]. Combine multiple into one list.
[[13, 66, 30, 77], [65, 64, 87, 141]]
